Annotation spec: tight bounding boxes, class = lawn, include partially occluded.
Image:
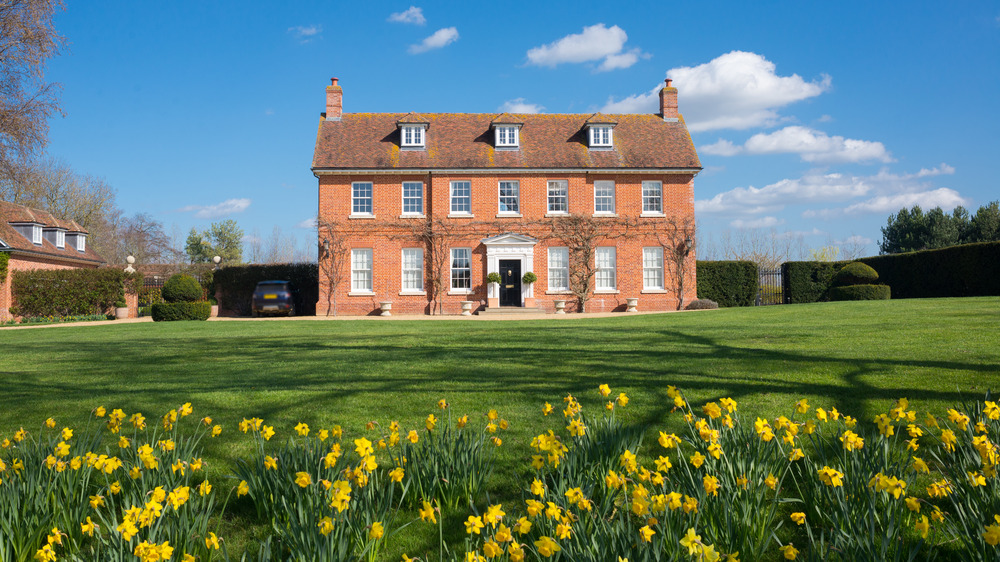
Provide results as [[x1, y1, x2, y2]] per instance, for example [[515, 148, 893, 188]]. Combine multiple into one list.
[[1, 297, 998, 558]]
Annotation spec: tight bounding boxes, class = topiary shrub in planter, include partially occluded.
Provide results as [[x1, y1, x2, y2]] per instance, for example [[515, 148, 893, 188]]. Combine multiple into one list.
[[829, 284, 892, 301], [833, 262, 879, 287], [151, 301, 212, 321], [161, 274, 203, 303], [685, 298, 719, 310]]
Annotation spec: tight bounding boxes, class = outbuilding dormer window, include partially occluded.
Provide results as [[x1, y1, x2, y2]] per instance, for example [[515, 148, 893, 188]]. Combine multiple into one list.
[[76, 233, 86, 252], [32, 225, 42, 245], [401, 125, 425, 148], [56, 230, 65, 249], [588, 125, 613, 148], [494, 126, 519, 148]]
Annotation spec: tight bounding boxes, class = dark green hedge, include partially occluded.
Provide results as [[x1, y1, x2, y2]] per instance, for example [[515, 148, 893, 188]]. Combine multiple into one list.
[[162, 274, 203, 303], [696, 261, 758, 307], [11, 268, 139, 317], [213, 263, 318, 316], [829, 284, 891, 301], [783, 241, 1000, 303], [151, 301, 211, 321], [833, 262, 879, 286]]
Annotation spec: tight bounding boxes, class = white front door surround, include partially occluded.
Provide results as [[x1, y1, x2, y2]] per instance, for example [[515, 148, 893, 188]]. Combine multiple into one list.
[[482, 233, 537, 304]]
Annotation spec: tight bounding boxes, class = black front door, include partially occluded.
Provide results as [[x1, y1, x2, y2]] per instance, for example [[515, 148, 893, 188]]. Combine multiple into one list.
[[499, 260, 522, 307]]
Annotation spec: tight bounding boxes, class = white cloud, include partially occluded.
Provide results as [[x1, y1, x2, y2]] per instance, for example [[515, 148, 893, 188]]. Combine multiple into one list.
[[296, 217, 318, 229], [178, 198, 251, 219], [696, 172, 871, 215], [702, 126, 893, 163], [602, 51, 830, 131], [731, 216, 783, 228], [499, 98, 544, 113], [408, 27, 459, 54], [526, 24, 646, 71], [842, 188, 967, 215], [837, 234, 872, 245], [914, 163, 955, 177], [388, 6, 425, 25], [817, 114, 833, 123], [288, 25, 322, 42]]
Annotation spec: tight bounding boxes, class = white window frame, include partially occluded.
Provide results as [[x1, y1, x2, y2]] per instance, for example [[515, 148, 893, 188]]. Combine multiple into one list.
[[401, 248, 424, 293], [547, 247, 569, 291], [498, 180, 520, 214], [595, 247, 617, 291], [56, 230, 65, 249], [495, 126, 519, 148], [594, 180, 615, 214], [76, 234, 86, 252], [401, 125, 425, 148], [642, 181, 663, 214], [351, 248, 373, 293], [643, 247, 665, 290], [32, 225, 42, 245], [402, 181, 423, 215], [450, 181, 472, 215], [450, 248, 472, 292], [589, 126, 613, 148], [547, 180, 568, 214], [352, 182, 373, 216]]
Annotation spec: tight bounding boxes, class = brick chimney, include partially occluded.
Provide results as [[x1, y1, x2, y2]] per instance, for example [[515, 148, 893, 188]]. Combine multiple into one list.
[[326, 77, 343, 121], [659, 78, 678, 122]]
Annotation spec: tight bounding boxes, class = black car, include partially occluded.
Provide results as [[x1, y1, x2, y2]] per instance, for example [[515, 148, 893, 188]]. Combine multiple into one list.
[[251, 280, 298, 317]]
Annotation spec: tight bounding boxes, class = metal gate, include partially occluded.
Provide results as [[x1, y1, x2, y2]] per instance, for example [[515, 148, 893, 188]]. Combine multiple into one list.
[[757, 267, 784, 305]]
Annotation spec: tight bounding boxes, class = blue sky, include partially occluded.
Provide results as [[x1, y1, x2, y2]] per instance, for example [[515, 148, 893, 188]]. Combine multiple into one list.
[[45, 1, 1000, 261]]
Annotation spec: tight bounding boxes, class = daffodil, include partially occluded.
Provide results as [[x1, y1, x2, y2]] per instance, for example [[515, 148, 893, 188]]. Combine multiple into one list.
[[790, 512, 805, 525], [534, 536, 560, 557], [679, 528, 702, 555], [779, 544, 798, 560]]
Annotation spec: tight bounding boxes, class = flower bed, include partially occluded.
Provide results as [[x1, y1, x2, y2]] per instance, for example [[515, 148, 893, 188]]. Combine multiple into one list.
[[1, 388, 999, 560]]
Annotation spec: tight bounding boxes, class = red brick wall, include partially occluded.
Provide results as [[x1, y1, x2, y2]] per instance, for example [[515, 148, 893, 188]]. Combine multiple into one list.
[[316, 172, 697, 315], [0, 255, 101, 320]]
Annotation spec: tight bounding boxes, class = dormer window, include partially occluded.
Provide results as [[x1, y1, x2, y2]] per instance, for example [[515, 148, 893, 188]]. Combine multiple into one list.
[[588, 125, 613, 148], [32, 225, 42, 245], [56, 230, 65, 249], [495, 126, 519, 148], [76, 233, 86, 252], [401, 125, 426, 148]]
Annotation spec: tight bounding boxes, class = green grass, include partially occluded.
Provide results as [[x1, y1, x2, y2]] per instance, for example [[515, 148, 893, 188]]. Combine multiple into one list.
[[1, 297, 998, 557]]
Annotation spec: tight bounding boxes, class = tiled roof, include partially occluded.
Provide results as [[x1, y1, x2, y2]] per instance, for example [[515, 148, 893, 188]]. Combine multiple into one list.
[[0, 200, 106, 264], [313, 112, 701, 171]]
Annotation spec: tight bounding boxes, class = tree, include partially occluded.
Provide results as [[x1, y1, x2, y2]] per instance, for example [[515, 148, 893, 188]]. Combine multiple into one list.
[[651, 216, 696, 310], [879, 203, 997, 254], [0, 0, 65, 184], [316, 218, 349, 316], [185, 220, 244, 264], [969, 201, 1000, 243], [715, 228, 806, 269]]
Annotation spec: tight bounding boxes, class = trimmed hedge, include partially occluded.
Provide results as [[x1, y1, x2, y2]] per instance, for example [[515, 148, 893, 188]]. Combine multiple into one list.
[[162, 274, 203, 303], [11, 268, 139, 317], [151, 301, 211, 321], [696, 261, 758, 307], [214, 263, 318, 316], [783, 241, 1000, 303], [833, 262, 879, 286], [829, 284, 891, 301]]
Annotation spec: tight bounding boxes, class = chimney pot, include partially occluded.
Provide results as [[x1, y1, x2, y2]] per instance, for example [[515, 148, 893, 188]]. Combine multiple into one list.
[[665, 78, 672, 87], [331, 77, 338, 86]]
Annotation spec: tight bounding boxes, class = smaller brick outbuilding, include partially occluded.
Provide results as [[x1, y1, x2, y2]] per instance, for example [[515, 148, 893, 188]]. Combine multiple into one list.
[[0, 200, 106, 319]]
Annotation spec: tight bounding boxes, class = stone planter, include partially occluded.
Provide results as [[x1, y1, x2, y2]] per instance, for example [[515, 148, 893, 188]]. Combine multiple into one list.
[[625, 297, 638, 313], [115, 307, 129, 320], [487, 297, 499, 308], [210, 305, 219, 317], [379, 301, 392, 317], [554, 300, 566, 314], [460, 301, 474, 316], [523, 297, 536, 308]]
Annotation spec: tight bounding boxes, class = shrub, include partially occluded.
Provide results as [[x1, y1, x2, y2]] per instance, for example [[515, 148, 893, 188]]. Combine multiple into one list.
[[782, 261, 842, 304], [696, 261, 758, 307], [834, 261, 879, 286], [10, 268, 139, 317], [151, 301, 211, 321], [829, 284, 891, 301], [486, 272, 502, 285], [522, 271, 537, 284], [214, 263, 318, 316], [685, 298, 718, 310], [161, 274, 203, 303]]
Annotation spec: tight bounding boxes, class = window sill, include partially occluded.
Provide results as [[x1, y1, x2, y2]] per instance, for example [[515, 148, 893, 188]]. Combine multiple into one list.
[[589, 146, 614, 151], [447, 213, 475, 219], [348, 291, 375, 297], [400, 146, 426, 151], [398, 214, 426, 219], [447, 290, 473, 296], [640, 212, 665, 218], [594, 289, 620, 295], [398, 291, 426, 296], [545, 212, 569, 218], [545, 290, 573, 295], [349, 214, 376, 220], [592, 212, 618, 218], [495, 213, 523, 218], [641, 289, 667, 294], [495, 146, 520, 151]]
